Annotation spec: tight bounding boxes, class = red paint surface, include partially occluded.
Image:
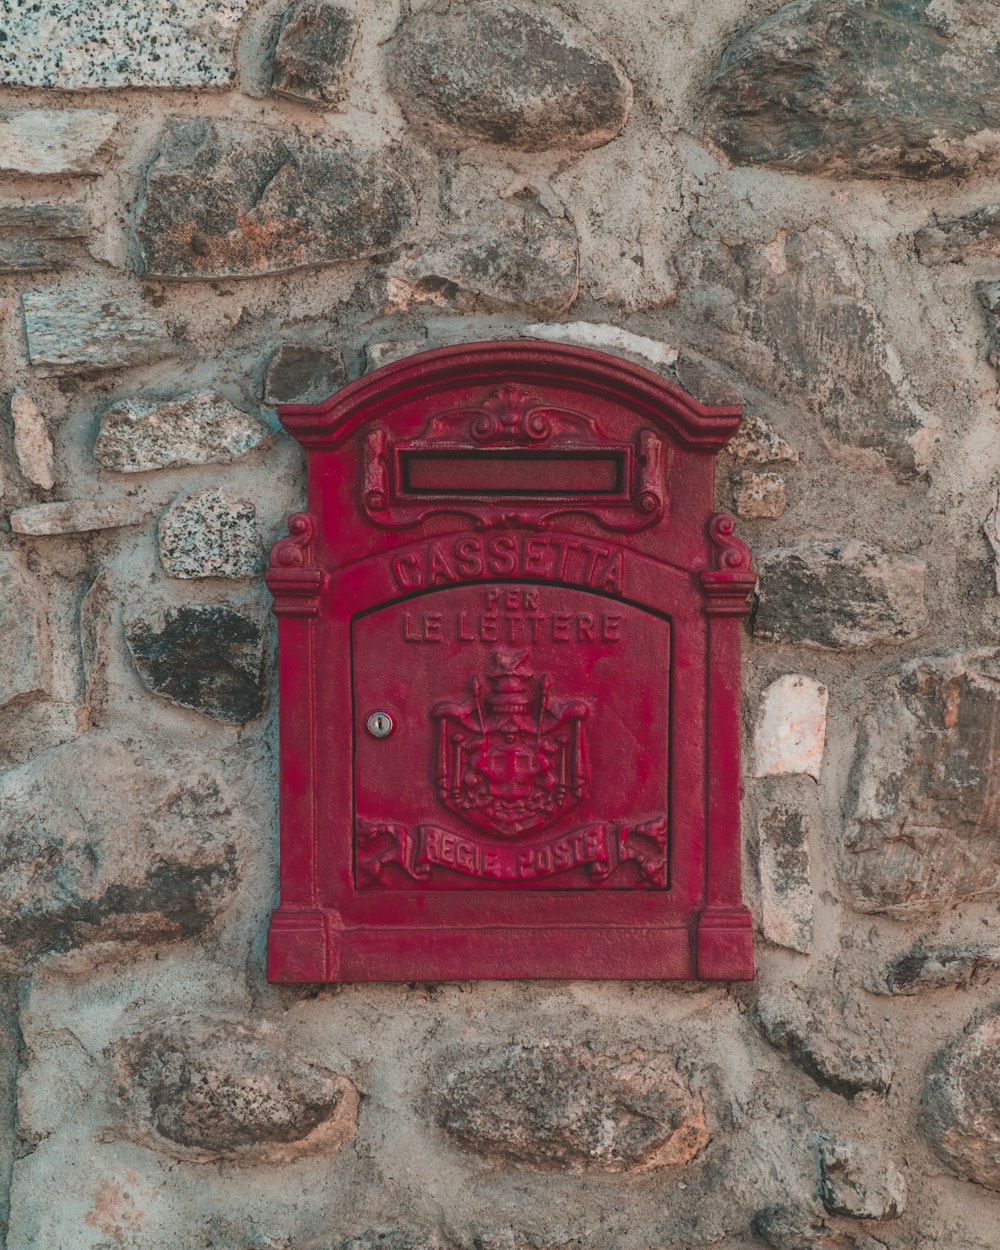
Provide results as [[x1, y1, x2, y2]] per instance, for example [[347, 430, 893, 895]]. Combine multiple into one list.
[[266, 341, 755, 982]]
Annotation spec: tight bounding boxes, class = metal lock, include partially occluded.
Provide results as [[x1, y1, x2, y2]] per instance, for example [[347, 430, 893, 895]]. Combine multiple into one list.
[[366, 711, 394, 739]]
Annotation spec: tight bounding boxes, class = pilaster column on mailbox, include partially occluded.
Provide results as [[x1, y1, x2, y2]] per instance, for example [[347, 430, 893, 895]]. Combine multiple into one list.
[[264, 340, 756, 983]]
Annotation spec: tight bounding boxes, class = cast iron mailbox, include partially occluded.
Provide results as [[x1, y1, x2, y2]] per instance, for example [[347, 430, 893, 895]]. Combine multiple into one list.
[[266, 341, 755, 983]]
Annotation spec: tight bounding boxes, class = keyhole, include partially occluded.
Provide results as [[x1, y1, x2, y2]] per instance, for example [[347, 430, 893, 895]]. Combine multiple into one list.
[[366, 711, 394, 739]]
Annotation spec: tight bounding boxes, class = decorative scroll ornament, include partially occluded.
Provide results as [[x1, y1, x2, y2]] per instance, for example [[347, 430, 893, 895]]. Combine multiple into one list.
[[265, 512, 323, 616], [707, 512, 752, 571], [467, 383, 556, 443], [432, 649, 590, 839], [269, 512, 314, 568], [356, 816, 668, 888], [700, 512, 756, 616]]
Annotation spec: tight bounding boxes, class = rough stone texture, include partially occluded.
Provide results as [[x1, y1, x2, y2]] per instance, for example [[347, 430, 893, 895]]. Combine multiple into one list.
[[843, 651, 1000, 917], [264, 344, 347, 406], [0, 552, 48, 710], [978, 280, 1000, 369], [726, 414, 799, 465], [435, 1043, 708, 1173], [337, 1233, 441, 1250], [0, 204, 88, 274], [877, 944, 1000, 995], [270, 1, 358, 106], [916, 205, 1000, 265], [923, 1010, 1000, 1191], [0, 732, 243, 969], [524, 322, 678, 372], [818, 1137, 906, 1219], [754, 984, 893, 1099], [0, 1, 252, 89], [22, 290, 174, 376], [10, 392, 55, 490], [125, 604, 266, 723], [754, 540, 927, 650], [983, 487, 1000, 593], [158, 488, 261, 580], [112, 1017, 358, 1163], [754, 675, 828, 780], [94, 392, 272, 473], [135, 119, 415, 281], [388, 198, 578, 317], [758, 807, 813, 955], [733, 471, 786, 519], [708, 0, 1000, 180], [387, 1, 632, 152], [10, 498, 152, 536], [0, 108, 117, 176]]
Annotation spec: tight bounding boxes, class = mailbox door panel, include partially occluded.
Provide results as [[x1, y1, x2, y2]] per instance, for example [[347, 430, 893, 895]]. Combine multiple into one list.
[[351, 582, 670, 891]]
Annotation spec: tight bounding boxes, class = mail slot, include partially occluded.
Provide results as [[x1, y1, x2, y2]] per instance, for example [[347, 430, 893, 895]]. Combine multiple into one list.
[[266, 341, 756, 983]]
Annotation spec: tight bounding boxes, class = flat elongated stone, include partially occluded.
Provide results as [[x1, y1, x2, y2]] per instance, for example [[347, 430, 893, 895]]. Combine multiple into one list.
[[708, 0, 1000, 179], [126, 604, 266, 724], [10, 499, 151, 536], [387, 1, 631, 152], [435, 1043, 708, 1173], [758, 807, 813, 955], [0, 552, 48, 709], [389, 199, 578, 316], [0, 109, 117, 176], [843, 651, 1000, 916], [263, 345, 346, 406], [113, 1017, 358, 1163], [878, 945, 1000, 995], [22, 290, 174, 376], [726, 415, 799, 465], [818, 1138, 906, 1219], [135, 119, 415, 280], [524, 322, 678, 372], [94, 393, 272, 473], [158, 489, 261, 580], [10, 393, 55, 490], [0, 2, 252, 89], [0, 205, 88, 274], [270, 0, 358, 105], [754, 540, 927, 649], [923, 1010, 1000, 1191], [916, 205, 1000, 265], [754, 675, 828, 779]]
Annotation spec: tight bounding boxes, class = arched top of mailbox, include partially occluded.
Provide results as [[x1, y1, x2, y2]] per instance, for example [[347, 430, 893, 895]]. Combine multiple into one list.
[[277, 340, 741, 452]]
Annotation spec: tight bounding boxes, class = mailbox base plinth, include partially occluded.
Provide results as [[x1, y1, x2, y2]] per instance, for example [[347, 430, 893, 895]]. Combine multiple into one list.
[[268, 909, 331, 983], [696, 907, 754, 981]]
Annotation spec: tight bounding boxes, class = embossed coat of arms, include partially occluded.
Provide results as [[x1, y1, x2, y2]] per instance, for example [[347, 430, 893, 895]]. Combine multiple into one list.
[[431, 649, 590, 839]]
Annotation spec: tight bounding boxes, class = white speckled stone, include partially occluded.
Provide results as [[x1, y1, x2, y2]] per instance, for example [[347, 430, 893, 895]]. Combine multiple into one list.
[[158, 489, 261, 580], [754, 674, 829, 780], [22, 290, 174, 376], [732, 471, 787, 519], [11, 392, 55, 490], [10, 499, 152, 536], [0, 2, 252, 89], [94, 393, 272, 473], [0, 109, 118, 176]]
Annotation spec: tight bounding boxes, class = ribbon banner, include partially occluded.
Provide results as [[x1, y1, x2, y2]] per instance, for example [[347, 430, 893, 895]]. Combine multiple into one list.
[[357, 816, 667, 888]]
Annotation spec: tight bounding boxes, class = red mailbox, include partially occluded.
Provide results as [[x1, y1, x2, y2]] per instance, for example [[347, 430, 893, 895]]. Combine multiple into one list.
[[266, 341, 755, 982]]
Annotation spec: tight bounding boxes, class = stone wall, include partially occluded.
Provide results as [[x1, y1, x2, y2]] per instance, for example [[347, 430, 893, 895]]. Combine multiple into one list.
[[2, 0, 1000, 1246]]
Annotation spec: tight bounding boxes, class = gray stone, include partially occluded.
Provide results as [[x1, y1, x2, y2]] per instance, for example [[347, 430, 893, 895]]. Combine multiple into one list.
[[435, 1042, 708, 1172], [10, 393, 55, 490], [264, 344, 347, 406], [0, 109, 117, 176], [978, 281, 1000, 369], [0, 553, 48, 710], [270, 1, 358, 106], [0, 732, 243, 969], [818, 1137, 906, 1219], [754, 984, 893, 1099], [387, 1, 632, 152], [125, 604, 266, 724], [22, 290, 174, 376], [94, 392, 272, 473], [134, 119, 415, 281], [0, 1, 252, 89], [843, 651, 1000, 917], [0, 205, 88, 274], [158, 488, 261, 580], [922, 1010, 1000, 1191], [364, 337, 428, 373], [758, 807, 813, 955], [708, 0, 1000, 179], [112, 1017, 358, 1163], [916, 205, 1000, 265], [751, 1205, 830, 1250], [79, 570, 113, 724], [754, 540, 927, 650], [335, 1233, 442, 1250], [726, 414, 799, 465], [9, 499, 152, 536], [723, 229, 929, 478], [0, 982, 16, 1250], [877, 944, 1000, 995], [388, 198, 578, 317], [733, 471, 786, 519], [524, 322, 678, 373]]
